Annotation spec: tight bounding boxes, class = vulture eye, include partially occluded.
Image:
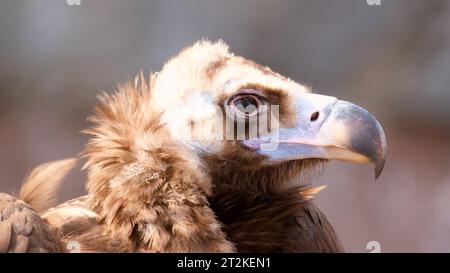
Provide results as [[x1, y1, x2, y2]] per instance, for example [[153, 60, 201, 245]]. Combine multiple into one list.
[[229, 93, 263, 116]]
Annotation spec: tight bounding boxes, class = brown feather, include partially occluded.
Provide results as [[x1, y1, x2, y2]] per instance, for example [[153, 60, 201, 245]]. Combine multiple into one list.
[[0, 193, 62, 252], [56, 76, 236, 252], [210, 185, 343, 252], [19, 158, 77, 213]]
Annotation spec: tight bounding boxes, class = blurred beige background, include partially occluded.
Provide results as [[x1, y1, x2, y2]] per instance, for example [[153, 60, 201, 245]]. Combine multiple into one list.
[[1, 0, 450, 252]]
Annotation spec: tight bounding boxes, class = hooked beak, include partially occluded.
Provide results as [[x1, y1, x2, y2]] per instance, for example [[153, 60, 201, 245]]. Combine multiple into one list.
[[243, 93, 387, 179]]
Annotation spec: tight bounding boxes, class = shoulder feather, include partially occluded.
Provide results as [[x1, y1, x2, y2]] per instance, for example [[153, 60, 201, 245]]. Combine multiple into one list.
[[19, 158, 77, 213]]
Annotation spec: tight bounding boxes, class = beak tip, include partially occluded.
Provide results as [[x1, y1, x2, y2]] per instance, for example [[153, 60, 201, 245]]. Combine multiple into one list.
[[374, 158, 385, 180]]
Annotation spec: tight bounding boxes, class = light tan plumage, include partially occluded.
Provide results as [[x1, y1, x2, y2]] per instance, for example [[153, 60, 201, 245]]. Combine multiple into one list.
[[44, 74, 234, 252]]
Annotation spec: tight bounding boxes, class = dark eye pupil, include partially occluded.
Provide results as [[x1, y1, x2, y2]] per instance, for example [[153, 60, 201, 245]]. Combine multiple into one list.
[[237, 97, 254, 108], [235, 97, 258, 114]]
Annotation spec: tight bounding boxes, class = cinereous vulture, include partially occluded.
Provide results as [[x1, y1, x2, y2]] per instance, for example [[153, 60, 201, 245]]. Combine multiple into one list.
[[0, 41, 386, 252]]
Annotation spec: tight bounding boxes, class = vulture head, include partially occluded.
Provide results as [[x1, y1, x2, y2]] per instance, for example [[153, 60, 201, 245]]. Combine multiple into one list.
[[76, 40, 387, 252], [151, 41, 387, 193]]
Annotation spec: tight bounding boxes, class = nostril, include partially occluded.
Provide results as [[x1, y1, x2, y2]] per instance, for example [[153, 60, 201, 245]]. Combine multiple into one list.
[[310, 111, 320, 121]]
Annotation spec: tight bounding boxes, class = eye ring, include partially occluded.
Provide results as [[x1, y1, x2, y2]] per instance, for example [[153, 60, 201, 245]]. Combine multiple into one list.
[[229, 93, 263, 116]]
